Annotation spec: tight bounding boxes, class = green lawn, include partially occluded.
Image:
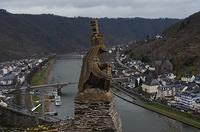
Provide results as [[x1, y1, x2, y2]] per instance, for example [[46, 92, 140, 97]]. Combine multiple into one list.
[[31, 67, 48, 86], [31, 95, 50, 113], [31, 67, 47, 112], [31, 60, 54, 112], [144, 102, 200, 129]]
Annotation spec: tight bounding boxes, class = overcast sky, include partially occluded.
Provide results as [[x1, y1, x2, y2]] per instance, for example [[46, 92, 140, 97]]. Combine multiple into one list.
[[0, 0, 200, 18]]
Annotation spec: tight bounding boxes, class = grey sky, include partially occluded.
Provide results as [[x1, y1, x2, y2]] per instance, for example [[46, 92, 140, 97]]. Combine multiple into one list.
[[0, 0, 200, 18]]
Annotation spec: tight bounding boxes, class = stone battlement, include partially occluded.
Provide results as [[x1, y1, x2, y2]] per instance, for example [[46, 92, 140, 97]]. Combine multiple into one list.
[[73, 99, 122, 132]]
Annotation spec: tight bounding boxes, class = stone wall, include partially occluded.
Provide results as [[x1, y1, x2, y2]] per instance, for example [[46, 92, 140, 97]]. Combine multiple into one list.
[[0, 105, 51, 128], [73, 100, 122, 132]]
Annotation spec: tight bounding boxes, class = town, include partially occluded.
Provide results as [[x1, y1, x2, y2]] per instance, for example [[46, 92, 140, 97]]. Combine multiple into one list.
[[111, 44, 200, 116], [0, 56, 51, 108], [0, 0, 200, 131], [0, 44, 200, 130], [1, 44, 200, 128]]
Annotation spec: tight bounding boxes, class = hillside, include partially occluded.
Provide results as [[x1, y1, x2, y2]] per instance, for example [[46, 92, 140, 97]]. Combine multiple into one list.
[[128, 11, 200, 76], [0, 9, 179, 61]]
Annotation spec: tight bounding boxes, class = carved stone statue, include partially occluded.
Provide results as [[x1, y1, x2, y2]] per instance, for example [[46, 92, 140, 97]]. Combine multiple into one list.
[[76, 20, 112, 102], [74, 20, 122, 132]]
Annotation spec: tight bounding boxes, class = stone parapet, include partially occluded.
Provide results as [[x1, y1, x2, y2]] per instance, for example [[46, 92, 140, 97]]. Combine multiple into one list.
[[73, 98, 122, 132]]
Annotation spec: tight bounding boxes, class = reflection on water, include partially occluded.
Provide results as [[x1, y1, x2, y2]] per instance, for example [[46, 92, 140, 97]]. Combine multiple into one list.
[[47, 55, 199, 132]]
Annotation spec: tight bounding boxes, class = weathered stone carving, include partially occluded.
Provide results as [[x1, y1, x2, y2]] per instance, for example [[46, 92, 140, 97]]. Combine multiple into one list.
[[78, 20, 112, 94], [74, 20, 122, 132]]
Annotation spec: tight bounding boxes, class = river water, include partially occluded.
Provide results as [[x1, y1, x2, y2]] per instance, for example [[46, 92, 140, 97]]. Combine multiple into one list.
[[48, 55, 200, 132]]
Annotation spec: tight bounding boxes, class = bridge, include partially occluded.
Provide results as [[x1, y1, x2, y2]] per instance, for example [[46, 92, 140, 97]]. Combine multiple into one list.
[[24, 82, 77, 90], [7, 82, 78, 95], [30, 82, 71, 89], [57, 54, 84, 59]]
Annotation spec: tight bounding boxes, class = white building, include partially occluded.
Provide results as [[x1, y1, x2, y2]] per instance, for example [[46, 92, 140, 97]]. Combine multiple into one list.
[[148, 67, 156, 71], [142, 79, 160, 94], [8, 65, 15, 72], [17, 75, 25, 84], [178, 92, 200, 110], [181, 75, 195, 83], [167, 73, 176, 80], [127, 83, 135, 89], [0, 100, 8, 107], [38, 59, 43, 63], [1, 68, 8, 75], [111, 47, 116, 51], [155, 34, 163, 39], [156, 85, 176, 100]]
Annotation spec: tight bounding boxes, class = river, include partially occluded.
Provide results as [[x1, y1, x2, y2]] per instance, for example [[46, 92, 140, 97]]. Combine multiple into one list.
[[48, 55, 200, 132]]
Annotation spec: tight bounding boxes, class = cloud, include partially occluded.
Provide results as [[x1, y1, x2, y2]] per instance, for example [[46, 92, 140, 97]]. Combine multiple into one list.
[[0, 0, 200, 18]]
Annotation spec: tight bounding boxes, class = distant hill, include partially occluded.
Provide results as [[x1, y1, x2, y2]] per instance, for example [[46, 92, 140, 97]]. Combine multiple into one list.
[[0, 9, 179, 61], [128, 11, 200, 76]]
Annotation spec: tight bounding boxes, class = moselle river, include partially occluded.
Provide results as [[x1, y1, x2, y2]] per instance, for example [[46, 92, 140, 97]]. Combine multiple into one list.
[[48, 55, 200, 132]]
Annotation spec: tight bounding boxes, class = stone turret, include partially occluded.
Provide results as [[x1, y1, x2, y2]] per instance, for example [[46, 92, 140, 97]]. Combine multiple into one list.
[[74, 20, 122, 132]]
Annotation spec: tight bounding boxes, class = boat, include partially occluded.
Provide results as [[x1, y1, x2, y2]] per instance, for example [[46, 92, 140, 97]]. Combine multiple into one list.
[[45, 111, 58, 116], [52, 90, 58, 96], [55, 95, 62, 106]]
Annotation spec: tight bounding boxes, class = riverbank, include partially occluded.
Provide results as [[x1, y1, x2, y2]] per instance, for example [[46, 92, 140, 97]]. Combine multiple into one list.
[[143, 102, 200, 129], [31, 58, 55, 86], [114, 87, 200, 129], [113, 72, 200, 130], [32, 54, 198, 132], [30, 58, 55, 112]]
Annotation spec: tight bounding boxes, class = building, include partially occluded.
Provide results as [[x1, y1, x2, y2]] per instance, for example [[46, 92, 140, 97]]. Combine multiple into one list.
[[156, 82, 187, 100], [156, 85, 176, 100], [1, 68, 9, 75], [0, 74, 16, 86], [142, 79, 160, 94], [17, 74, 25, 84], [155, 34, 163, 39], [186, 83, 200, 92], [181, 75, 195, 83], [148, 66, 156, 71], [167, 73, 176, 80], [193, 99, 200, 113], [158, 77, 174, 86], [178, 92, 200, 110], [194, 75, 200, 84]]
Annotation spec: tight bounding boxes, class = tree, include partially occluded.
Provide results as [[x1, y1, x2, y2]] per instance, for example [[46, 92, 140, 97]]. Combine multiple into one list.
[[141, 55, 151, 63]]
